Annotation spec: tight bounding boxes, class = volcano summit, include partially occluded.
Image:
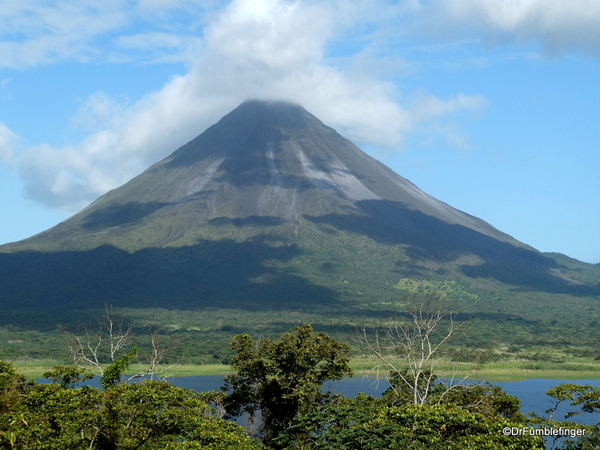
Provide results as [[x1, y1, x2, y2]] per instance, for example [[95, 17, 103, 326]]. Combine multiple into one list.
[[1, 100, 598, 311], [4, 100, 524, 252]]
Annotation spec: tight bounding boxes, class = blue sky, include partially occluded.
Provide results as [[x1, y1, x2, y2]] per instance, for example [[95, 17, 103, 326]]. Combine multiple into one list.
[[1, 0, 599, 263]]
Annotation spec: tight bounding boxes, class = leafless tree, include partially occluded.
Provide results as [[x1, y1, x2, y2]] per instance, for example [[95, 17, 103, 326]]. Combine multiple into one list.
[[127, 327, 183, 381], [66, 305, 179, 381], [67, 305, 133, 376], [357, 293, 472, 405]]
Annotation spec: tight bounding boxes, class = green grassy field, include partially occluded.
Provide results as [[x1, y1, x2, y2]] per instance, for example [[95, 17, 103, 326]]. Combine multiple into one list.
[[351, 356, 600, 382], [11, 358, 600, 382]]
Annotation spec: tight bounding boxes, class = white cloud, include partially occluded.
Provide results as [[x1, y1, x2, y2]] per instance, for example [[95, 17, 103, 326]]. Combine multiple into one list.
[[113, 32, 205, 63], [11, 0, 487, 211], [0, 0, 215, 68], [419, 0, 600, 57], [136, 0, 219, 12], [3, 0, 599, 70], [18, 144, 90, 208], [0, 1, 131, 69], [0, 123, 18, 164], [115, 32, 189, 50], [71, 92, 128, 131], [409, 92, 487, 121], [405, 92, 487, 150], [205, 0, 333, 71]]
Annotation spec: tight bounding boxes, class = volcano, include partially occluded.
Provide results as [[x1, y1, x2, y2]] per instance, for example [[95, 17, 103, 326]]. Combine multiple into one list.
[[1, 100, 599, 312], [2, 100, 525, 251]]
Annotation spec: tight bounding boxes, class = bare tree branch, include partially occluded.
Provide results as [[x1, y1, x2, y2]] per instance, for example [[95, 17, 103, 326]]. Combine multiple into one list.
[[66, 305, 132, 376], [65, 305, 180, 382], [357, 293, 474, 405], [126, 327, 183, 382]]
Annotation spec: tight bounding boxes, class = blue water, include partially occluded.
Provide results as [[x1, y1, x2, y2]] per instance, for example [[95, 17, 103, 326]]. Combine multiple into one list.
[[38, 375, 600, 424], [498, 378, 600, 425], [168, 376, 600, 425]]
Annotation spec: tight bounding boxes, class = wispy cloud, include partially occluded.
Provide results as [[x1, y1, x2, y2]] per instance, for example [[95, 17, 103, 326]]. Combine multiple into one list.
[[418, 0, 600, 58], [114, 32, 191, 51], [408, 92, 487, 122], [0, 0, 216, 68], [0, 1, 131, 69], [0, 122, 18, 164], [2, 0, 599, 71]]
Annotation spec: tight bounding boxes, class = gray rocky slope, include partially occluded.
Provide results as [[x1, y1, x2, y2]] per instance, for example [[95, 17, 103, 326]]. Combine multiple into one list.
[[3, 100, 528, 253]]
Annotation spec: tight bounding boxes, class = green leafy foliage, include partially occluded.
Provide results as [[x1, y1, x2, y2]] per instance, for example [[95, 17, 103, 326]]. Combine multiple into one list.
[[521, 383, 600, 450], [276, 395, 543, 450], [546, 384, 600, 418], [223, 324, 352, 448], [100, 346, 138, 390], [442, 383, 524, 421], [0, 361, 260, 450], [556, 424, 600, 450], [380, 370, 524, 420], [6, 321, 600, 450], [381, 369, 447, 406], [41, 365, 94, 389]]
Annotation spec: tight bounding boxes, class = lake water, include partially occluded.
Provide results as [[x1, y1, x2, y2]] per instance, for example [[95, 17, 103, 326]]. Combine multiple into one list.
[[168, 375, 600, 425], [38, 374, 600, 424]]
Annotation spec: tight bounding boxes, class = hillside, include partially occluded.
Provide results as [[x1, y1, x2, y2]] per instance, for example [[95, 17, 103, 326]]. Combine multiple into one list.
[[1, 100, 600, 362]]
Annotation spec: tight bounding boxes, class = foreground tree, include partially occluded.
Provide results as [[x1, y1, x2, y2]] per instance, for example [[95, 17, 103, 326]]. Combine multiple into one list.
[[278, 394, 543, 450], [0, 361, 260, 450], [357, 293, 468, 405], [539, 384, 600, 450], [222, 324, 352, 449]]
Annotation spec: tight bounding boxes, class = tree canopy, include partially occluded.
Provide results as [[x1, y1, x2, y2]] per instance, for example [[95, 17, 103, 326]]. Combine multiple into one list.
[[3, 322, 599, 449], [0, 361, 260, 450], [222, 324, 353, 448]]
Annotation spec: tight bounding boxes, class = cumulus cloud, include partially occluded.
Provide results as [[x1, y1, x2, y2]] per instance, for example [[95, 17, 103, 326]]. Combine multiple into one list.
[[10, 0, 487, 211], [419, 0, 600, 58]]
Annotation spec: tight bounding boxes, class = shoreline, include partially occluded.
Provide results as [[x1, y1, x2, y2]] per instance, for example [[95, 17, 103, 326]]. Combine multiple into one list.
[[9, 360, 600, 382]]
